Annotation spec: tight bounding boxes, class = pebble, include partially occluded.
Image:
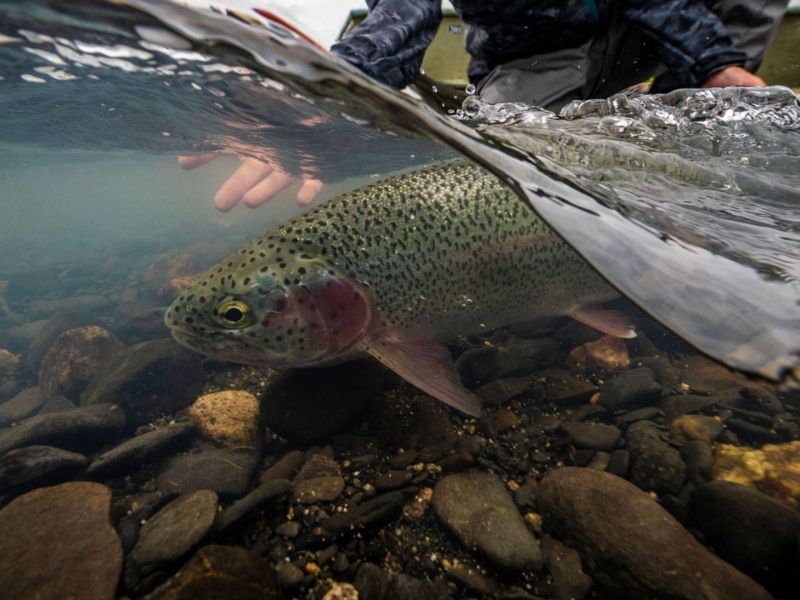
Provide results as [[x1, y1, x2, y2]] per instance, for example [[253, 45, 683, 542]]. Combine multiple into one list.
[[263, 360, 384, 442], [129, 490, 218, 566], [374, 470, 414, 491], [614, 406, 664, 425], [0, 403, 125, 455], [540, 534, 592, 600], [144, 544, 283, 599], [633, 356, 680, 388], [442, 560, 496, 595], [477, 376, 531, 406], [724, 418, 781, 444], [712, 441, 800, 508], [437, 450, 475, 473], [682, 439, 713, 485], [0, 482, 122, 600], [354, 562, 451, 600], [389, 448, 418, 469], [566, 336, 629, 373], [320, 490, 408, 538], [0, 386, 48, 427], [494, 406, 519, 431], [87, 422, 195, 478], [188, 390, 260, 448], [157, 447, 259, 498], [275, 520, 301, 538], [25, 311, 97, 373], [689, 480, 800, 597], [496, 338, 561, 376], [560, 422, 621, 451], [260, 449, 306, 483], [606, 449, 630, 477], [38, 325, 124, 400], [293, 453, 345, 503], [537, 467, 771, 600], [0, 445, 87, 495], [82, 338, 202, 427], [669, 414, 723, 444], [625, 420, 686, 495], [598, 368, 662, 411], [660, 394, 721, 421], [275, 562, 305, 589], [432, 470, 543, 571], [455, 345, 500, 386], [213, 479, 292, 534]]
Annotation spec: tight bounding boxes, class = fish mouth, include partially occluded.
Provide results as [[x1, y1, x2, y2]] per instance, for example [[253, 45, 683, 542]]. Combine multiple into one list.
[[170, 329, 271, 365]]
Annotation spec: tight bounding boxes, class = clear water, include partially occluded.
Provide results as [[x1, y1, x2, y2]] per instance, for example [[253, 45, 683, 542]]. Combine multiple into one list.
[[0, 1, 798, 599]]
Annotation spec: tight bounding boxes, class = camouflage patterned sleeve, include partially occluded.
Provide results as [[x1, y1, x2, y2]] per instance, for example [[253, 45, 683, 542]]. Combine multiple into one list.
[[622, 0, 748, 85], [330, 0, 442, 89]]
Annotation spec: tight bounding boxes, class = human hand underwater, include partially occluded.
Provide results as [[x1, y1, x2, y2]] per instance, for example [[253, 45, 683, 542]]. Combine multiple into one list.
[[702, 65, 766, 88], [179, 154, 324, 210]]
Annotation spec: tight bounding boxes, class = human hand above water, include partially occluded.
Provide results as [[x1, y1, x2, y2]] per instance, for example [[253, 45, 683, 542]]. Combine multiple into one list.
[[179, 154, 324, 211], [702, 65, 766, 88]]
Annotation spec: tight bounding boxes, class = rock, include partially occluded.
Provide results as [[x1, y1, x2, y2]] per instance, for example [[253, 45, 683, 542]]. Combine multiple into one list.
[[633, 356, 680, 388], [689, 480, 800, 597], [129, 491, 218, 566], [555, 320, 603, 347], [319, 491, 407, 539], [442, 560, 496, 595], [661, 394, 722, 421], [263, 360, 383, 443], [0, 348, 19, 377], [614, 406, 664, 425], [625, 421, 686, 495], [87, 422, 195, 478], [432, 470, 543, 571], [275, 562, 304, 589], [25, 311, 97, 373], [0, 386, 48, 427], [83, 338, 202, 427], [293, 453, 344, 503], [143, 544, 283, 600], [275, 521, 301, 538], [188, 390, 260, 448], [375, 470, 414, 491], [538, 467, 771, 600], [0, 403, 125, 455], [38, 326, 124, 401], [0, 445, 87, 495], [5, 318, 47, 348], [37, 394, 76, 414], [724, 418, 782, 444], [561, 422, 621, 451], [529, 369, 597, 406], [0, 482, 122, 600], [713, 441, 800, 508], [494, 406, 519, 431], [606, 449, 630, 477], [567, 336, 629, 373], [599, 368, 662, 411], [477, 376, 531, 406], [157, 448, 259, 498], [669, 415, 723, 444], [141, 251, 202, 303], [496, 338, 561, 376], [259, 450, 306, 484], [354, 562, 450, 600], [112, 304, 171, 343], [213, 479, 292, 534], [455, 345, 500, 386], [437, 450, 475, 473], [29, 295, 111, 320], [682, 440, 713, 485], [540, 534, 592, 600]]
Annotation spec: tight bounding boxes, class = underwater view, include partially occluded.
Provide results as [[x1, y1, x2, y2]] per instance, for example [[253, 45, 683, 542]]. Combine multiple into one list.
[[0, 0, 799, 598]]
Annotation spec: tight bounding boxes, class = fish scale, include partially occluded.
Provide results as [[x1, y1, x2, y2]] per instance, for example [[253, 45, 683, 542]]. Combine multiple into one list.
[[166, 159, 629, 415]]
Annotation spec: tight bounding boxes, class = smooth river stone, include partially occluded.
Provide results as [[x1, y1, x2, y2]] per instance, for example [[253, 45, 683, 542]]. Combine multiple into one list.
[[432, 470, 543, 571], [537, 467, 771, 600], [0, 481, 122, 600]]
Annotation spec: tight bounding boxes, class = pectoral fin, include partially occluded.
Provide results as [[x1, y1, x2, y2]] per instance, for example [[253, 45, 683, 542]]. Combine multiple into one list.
[[571, 306, 637, 339], [364, 336, 482, 417]]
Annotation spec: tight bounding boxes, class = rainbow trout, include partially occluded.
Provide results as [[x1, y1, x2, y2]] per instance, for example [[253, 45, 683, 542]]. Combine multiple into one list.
[[166, 160, 633, 416]]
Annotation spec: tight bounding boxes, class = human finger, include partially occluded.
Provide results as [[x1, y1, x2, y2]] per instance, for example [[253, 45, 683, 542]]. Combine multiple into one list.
[[178, 154, 219, 170], [241, 170, 295, 208], [295, 178, 323, 206], [214, 158, 273, 211]]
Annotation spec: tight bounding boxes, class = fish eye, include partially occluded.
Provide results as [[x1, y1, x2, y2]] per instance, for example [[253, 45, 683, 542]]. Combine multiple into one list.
[[216, 300, 251, 328]]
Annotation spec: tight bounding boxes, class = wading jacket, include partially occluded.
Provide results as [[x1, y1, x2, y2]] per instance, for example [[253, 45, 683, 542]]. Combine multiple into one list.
[[331, 0, 747, 88]]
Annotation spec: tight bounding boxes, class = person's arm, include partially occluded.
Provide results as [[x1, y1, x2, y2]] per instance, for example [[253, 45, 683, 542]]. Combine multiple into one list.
[[621, 0, 759, 87], [331, 0, 443, 88]]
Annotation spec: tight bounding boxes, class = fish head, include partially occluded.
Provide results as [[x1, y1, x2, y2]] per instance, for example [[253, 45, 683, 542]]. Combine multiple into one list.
[[164, 238, 376, 366]]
